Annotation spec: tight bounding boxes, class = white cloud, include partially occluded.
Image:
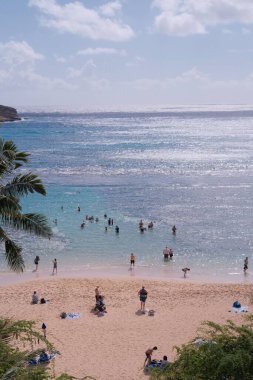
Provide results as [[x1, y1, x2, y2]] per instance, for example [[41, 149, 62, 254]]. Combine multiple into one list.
[[152, 0, 253, 36], [29, 0, 134, 41], [222, 28, 233, 34], [0, 40, 44, 66], [242, 27, 251, 34], [77, 47, 126, 56], [67, 60, 96, 78], [99, 1, 122, 17], [0, 40, 73, 90], [54, 54, 67, 63], [126, 56, 146, 67]]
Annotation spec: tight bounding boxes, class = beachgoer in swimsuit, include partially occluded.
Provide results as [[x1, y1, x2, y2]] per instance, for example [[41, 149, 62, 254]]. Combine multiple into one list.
[[244, 257, 248, 273], [52, 258, 57, 275], [163, 246, 169, 260], [172, 225, 177, 235], [41, 322, 47, 338], [138, 286, 148, 312], [34, 255, 40, 271], [32, 291, 39, 304], [182, 267, 190, 278], [130, 253, 136, 267], [144, 346, 157, 366], [95, 286, 100, 300]]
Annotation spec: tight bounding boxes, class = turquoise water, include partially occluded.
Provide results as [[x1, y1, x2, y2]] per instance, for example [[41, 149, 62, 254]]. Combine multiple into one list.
[[0, 107, 253, 282]]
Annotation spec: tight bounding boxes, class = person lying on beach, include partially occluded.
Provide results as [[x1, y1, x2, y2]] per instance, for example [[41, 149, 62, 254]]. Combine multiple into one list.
[[32, 291, 39, 304], [144, 346, 157, 366]]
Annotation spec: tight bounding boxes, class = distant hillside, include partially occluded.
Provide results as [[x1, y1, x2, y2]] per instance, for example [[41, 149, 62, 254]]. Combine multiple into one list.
[[0, 105, 21, 122]]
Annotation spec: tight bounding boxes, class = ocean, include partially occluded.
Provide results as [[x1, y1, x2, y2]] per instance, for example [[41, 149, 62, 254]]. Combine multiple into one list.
[[0, 106, 253, 282]]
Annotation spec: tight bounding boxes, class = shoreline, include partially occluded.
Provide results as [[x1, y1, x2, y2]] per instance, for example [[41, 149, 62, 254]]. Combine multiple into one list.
[[0, 276, 252, 379], [0, 264, 252, 287]]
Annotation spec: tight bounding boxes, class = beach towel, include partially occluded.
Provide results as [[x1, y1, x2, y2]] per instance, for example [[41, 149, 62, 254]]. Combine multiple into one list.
[[231, 306, 248, 313], [66, 312, 80, 319], [28, 352, 57, 366]]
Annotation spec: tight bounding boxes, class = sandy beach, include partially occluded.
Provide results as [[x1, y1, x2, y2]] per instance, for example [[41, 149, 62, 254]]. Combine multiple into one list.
[[0, 277, 252, 380]]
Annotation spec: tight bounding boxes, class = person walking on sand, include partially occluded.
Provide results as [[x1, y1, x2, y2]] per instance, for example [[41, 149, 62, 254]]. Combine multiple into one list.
[[130, 253, 136, 268], [244, 257, 248, 274], [138, 286, 148, 313], [144, 346, 157, 366], [41, 322, 47, 338], [52, 258, 57, 275]]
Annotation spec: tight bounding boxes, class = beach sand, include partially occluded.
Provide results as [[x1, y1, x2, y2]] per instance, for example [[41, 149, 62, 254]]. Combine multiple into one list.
[[0, 277, 252, 380]]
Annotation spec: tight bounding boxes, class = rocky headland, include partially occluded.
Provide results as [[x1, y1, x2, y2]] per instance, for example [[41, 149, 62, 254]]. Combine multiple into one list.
[[0, 105, 21, 122]]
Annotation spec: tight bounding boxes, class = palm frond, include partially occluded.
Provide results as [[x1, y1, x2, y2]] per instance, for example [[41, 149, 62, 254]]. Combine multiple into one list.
[[0, 227, 24, 272], [2, 213, 52, 239], [0, 195, 21, 214], [0, 139, 29, 176], [1, 173, 47, 197]]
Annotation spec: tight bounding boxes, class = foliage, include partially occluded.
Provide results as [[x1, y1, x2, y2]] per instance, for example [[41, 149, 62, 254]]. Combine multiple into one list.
[[0, 318, 53, 380], [55, 375, 96, 380], [0, 137, 52, 272], [150, 316, 253, 380], [0, 317, 96, 380]]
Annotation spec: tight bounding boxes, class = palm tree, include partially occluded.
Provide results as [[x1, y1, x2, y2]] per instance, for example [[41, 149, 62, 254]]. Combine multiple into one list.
[[0, 137, 52, 272]]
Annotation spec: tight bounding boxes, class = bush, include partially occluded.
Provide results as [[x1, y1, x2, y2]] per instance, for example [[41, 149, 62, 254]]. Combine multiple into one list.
[[150, 316, 253, 380]]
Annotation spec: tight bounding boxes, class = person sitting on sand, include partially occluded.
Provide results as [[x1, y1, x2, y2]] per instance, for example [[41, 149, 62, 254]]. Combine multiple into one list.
[[182, 267, 190, 278], [95, 295, 107, 313], [138, 286, 148, 312], [32, 291, 39, 304], [95, 286, 100, 300], [144, 346, 158, 366], [160, 355, 169, 368]]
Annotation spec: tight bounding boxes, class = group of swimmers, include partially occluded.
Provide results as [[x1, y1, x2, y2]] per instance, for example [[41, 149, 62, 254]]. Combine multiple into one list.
[[138, 219, 154, 233]]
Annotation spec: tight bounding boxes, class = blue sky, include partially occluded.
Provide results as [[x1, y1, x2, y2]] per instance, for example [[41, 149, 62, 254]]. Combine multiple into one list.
[[1, 0, 253, 109]]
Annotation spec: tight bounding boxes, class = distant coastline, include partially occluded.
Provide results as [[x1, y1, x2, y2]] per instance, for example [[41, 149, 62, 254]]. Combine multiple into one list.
[[0, 105, 21, 122]]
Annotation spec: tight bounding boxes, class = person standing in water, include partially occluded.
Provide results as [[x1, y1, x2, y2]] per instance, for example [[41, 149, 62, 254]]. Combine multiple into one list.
[[34, 255, 40, 271], [244, 257, 249, 274], [52, 258, 57, 275], [130, 253, 136, 268], [172, 225, 177, 235]]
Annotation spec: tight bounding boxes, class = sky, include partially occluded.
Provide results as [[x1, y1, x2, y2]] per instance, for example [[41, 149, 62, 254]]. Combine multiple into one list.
[[1, 0, 253, 109]]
